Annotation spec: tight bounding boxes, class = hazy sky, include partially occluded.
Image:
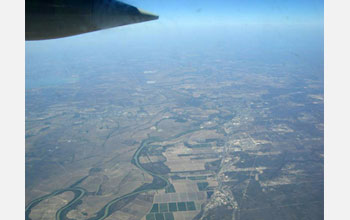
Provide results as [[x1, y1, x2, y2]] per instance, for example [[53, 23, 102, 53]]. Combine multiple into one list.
[[25, 0, 324, 75], [126, 0, 324, 26], [25, 0, 324, 45]]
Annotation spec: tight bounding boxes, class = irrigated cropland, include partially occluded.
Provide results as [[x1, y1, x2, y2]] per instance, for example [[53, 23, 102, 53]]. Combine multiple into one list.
[[26, 26, 323, 220]]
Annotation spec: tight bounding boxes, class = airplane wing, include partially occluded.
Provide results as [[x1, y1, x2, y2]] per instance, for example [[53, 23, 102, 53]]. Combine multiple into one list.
[[25, 0, 159, 40]]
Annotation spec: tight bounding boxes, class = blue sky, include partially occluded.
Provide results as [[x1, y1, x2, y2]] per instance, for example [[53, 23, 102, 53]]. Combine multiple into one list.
[[125, 0, 324, 26], [25, 0, 324, 63], [25, 0, 324, 46]]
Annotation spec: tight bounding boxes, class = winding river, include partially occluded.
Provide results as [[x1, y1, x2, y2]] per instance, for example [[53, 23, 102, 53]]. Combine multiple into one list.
[[25, 136, 175, 220], [25, 126, 200, 220]]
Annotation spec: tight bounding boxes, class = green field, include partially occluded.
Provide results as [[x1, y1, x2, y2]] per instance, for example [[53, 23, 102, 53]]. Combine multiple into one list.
[[146, 214, 156, 220], [164, 212, 175, 220], [188, 176, 207, 181], [177, 202, 187, 211], [149, 201, 194, 216], [207, 191, 214, 198], [155, 213, 165, 220], [160, 203, 168, 212], [168, 202, 177, 212], [186, 201, 196, 211], [197, 182, 209, 191], [184, 142, 211, 148], [150, 204, 159, 213]]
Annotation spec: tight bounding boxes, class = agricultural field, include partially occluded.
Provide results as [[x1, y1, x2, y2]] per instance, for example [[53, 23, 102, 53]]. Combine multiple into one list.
[[26, 24, 323, 220]]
